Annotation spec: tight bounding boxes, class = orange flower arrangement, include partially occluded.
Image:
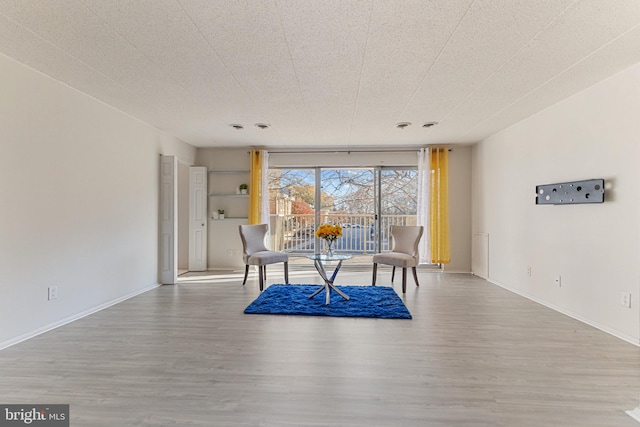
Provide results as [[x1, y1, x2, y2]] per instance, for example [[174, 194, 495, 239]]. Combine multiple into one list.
[[315, 223, 343, 243]]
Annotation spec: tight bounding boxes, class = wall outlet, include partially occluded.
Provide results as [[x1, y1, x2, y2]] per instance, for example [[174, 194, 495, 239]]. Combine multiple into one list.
[[554, 276, 561, 287], [48, 286, 58, 301], [527, 266, 532, 277], [621, 292, 631, 308]]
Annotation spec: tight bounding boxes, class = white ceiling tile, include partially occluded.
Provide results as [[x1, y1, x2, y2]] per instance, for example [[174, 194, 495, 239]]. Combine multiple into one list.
[[349, 0, 474, 145], [177, 0, 312, 144], [0, 0, 200, 119], [464, 23, 640, 143], [0, 0, 637, 147], [82, 0, 258, 123], [399, 0, 576, 134], [445, 0, 640, 139], [0, 11, 187, 135], [275, 0, 371, 143]]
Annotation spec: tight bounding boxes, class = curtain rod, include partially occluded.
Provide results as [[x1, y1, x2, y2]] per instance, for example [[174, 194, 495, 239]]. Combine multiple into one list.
[[264, 148, 452, 154]]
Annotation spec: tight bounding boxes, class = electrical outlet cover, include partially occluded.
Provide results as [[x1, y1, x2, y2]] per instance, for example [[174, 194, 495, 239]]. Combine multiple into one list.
[[621, 292, 631, 308]]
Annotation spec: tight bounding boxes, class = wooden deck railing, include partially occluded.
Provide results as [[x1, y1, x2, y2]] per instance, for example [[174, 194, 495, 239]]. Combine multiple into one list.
[[268, 213, 417, 254]]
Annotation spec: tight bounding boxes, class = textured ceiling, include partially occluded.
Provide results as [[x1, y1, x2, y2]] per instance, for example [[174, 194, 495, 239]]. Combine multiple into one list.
[[0, 0, 639, 148]]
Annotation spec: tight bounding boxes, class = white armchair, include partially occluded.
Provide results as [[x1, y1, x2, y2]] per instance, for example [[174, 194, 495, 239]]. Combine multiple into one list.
[[372, 225, 423, 293], [239, 224, 289, 291]]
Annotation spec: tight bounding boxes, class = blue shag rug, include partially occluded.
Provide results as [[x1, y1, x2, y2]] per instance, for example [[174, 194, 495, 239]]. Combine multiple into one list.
[[244, 284, 411, 319]]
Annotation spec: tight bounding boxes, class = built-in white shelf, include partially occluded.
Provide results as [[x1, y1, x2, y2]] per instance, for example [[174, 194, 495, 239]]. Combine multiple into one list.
[[208, 193, 249, 198]]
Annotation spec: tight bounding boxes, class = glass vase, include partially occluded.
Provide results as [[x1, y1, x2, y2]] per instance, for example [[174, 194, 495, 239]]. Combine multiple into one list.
[[326, 240, 334, 258]]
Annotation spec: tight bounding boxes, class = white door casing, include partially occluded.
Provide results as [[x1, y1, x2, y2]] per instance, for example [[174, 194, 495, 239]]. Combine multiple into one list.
[[160, 155, 177, 284], [189, 166, 208, 271]]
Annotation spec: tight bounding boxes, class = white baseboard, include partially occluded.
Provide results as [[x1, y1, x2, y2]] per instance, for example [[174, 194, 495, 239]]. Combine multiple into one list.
[[0, 283, 160, 351], [487, 277, 640, 347]]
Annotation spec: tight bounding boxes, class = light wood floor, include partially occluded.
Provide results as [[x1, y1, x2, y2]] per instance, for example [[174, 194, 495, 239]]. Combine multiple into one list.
[[1, 268, 640, 426]]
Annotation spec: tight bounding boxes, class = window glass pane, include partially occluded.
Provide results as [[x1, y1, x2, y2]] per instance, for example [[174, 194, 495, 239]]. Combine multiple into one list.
[[379, 169, 418, 250], [320, 169, 375, 254], [268, 169, 315, 253]]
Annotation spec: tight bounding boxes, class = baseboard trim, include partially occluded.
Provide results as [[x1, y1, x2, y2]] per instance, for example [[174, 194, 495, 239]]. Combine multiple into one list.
[[487, 277, 640, 347], [0, 283, 160, 351]]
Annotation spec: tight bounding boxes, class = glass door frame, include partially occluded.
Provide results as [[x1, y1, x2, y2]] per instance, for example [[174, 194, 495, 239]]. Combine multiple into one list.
[[374, 167, 382, 253], [314, 167, 322, 256], [268, 165, 417, 256]]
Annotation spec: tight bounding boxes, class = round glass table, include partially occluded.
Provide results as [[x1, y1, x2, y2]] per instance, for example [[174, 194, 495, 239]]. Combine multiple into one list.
[[306, 254, 352, 305]]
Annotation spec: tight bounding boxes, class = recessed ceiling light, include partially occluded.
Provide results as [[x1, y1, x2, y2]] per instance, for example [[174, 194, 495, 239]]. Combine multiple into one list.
[[255, 123, 270, 129], [422, 122, 438, 128], [396, 122, 411, 129], [230, 124, 244, 130]]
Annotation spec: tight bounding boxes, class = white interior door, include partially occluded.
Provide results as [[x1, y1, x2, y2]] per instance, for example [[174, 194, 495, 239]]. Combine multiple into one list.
[[160, 155, 177, 284], [189, 166, 208, 271]]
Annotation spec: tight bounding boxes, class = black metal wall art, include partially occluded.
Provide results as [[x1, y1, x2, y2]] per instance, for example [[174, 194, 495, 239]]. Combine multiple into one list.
[[536, 179, 604, 205]]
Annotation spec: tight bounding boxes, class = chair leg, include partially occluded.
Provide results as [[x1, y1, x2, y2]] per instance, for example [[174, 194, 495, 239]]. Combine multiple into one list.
[[412, 267, 419, 287], [284, 262, 289, 284], [402, 268, 407, 293], [391, 266, 396, 283], [263, 265, 267, 283], [258, 266, 264, 291], [372, 263, 377, 286], [242, 265, 249, 285]]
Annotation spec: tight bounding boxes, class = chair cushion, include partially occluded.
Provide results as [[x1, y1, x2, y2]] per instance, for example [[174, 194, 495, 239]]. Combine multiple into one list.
[[390, 225, 423, 255], [372, 252, 417, 268], [239, 224, 269, 255], [247, 251, 288, 266]]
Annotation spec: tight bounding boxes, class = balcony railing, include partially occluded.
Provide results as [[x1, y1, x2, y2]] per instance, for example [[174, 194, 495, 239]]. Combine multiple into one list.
[[269, 213, 417, 254]]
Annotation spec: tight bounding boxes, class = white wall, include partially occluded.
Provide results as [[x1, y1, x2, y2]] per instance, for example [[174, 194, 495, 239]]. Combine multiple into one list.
[[206, 148, 472, 272], [0, 53, 195, 348], [471, 62, 640, 344], [269, 150, 419, 168], [446, 147, 472, 273]]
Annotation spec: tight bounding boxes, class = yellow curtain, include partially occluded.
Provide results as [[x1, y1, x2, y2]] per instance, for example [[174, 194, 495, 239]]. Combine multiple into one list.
[[248, 150, 262, 224], [430, 148, 450, 264]]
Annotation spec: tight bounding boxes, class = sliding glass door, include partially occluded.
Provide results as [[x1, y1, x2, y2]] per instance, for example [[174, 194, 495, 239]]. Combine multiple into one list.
[[268, 166, 417, 255]]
